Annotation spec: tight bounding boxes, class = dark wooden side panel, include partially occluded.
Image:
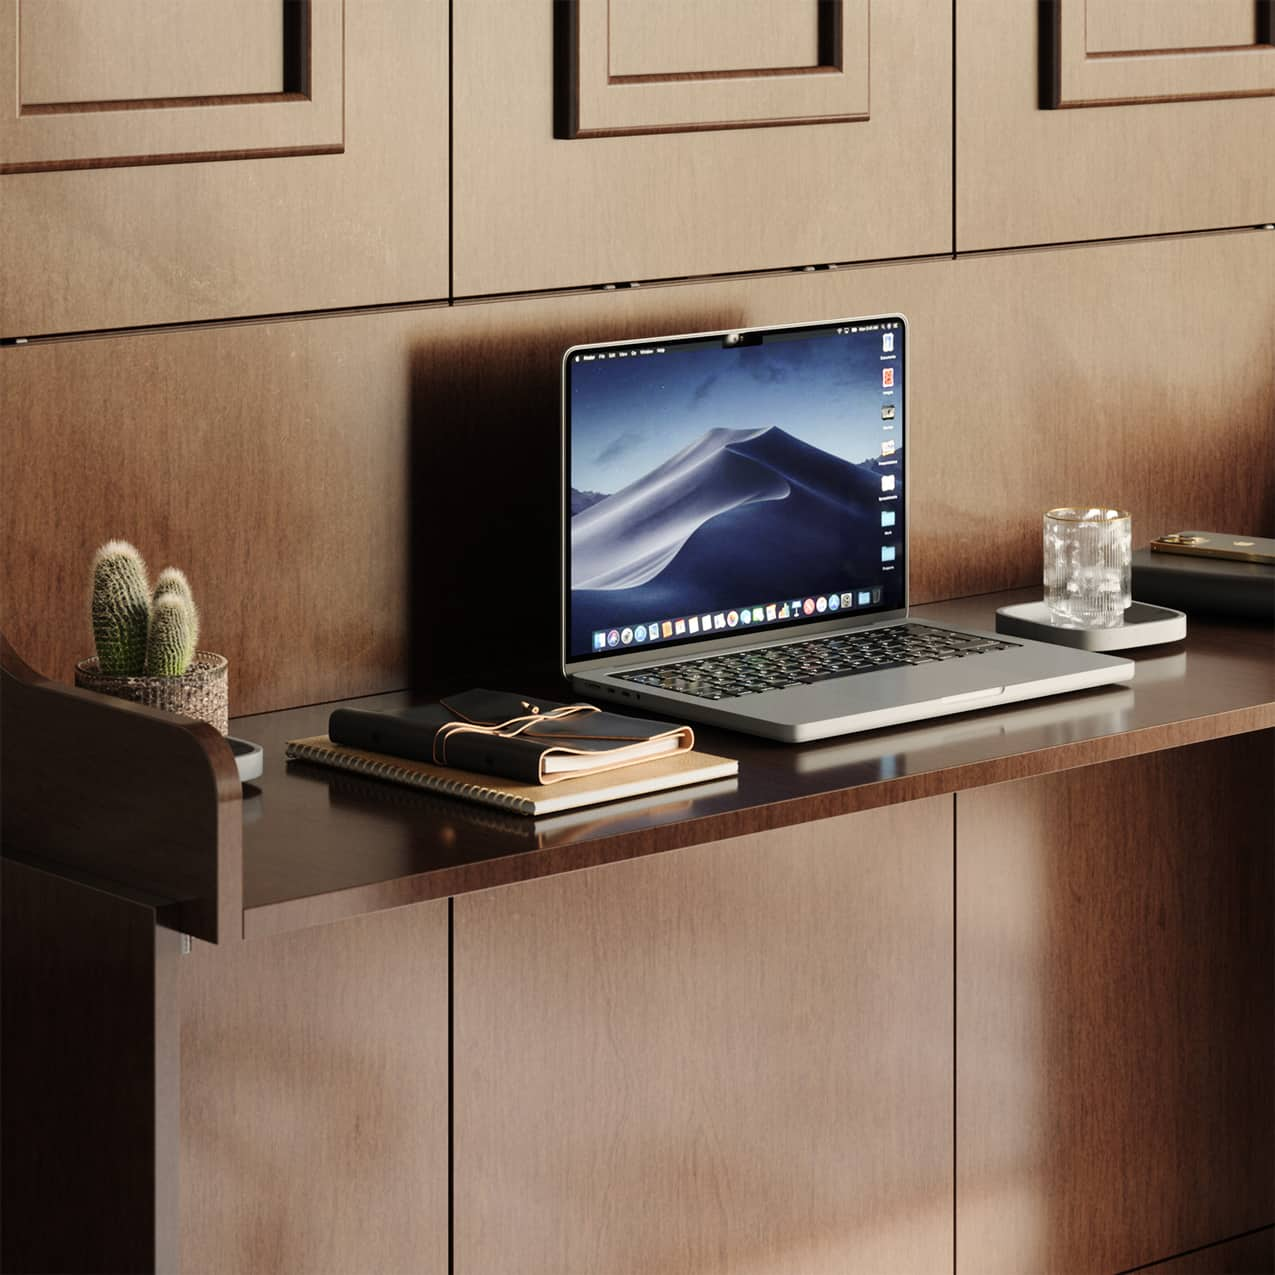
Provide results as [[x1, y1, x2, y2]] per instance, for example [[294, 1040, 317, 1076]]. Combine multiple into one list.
[[957, 733, 1275, 1275], [179, 900, 449, 1274], [454, 799, 954, 1275], [0, 634, 241, 944], [1, 859, 178, 1275]]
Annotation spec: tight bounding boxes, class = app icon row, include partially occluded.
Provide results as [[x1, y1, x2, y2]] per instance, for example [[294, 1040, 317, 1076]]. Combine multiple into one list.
[[591, 587, 885, 652]]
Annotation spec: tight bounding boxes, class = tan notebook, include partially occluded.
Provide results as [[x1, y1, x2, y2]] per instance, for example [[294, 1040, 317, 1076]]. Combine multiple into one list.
[[285, 735, 738, 816]]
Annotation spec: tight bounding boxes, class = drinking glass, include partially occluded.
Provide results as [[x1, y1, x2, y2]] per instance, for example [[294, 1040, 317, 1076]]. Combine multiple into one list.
[[1043, 507, 1131, 628]]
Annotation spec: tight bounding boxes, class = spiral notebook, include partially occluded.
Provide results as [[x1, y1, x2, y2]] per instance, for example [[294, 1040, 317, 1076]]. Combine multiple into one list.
[[284, 735, 738, 816]]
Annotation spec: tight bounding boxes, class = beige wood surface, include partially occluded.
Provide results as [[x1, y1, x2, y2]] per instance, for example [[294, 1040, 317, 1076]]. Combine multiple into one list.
[[20, 0, 284, 103], [959, 1, 1275, 247], [455, 0, 949, 293], [0, 0, 446, 334], [2, 0, 342, 175], [571, 0, 868, 135], [180, 899, 449, 1275], [1085, 0, 1258, 54], [956, 734, 1275, 1275], [608, 0, 822, 75], [454, 798, 954, 1275], [1050, 0, 1275, 107], [4, 229, 1272, 713]]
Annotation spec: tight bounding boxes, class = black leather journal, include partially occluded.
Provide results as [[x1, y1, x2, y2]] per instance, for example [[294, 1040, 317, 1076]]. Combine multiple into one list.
[[328, 688, 694, 785]]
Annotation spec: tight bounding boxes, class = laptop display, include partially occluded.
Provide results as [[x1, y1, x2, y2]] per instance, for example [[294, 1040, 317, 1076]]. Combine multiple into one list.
[[563, 316, 906, 664]]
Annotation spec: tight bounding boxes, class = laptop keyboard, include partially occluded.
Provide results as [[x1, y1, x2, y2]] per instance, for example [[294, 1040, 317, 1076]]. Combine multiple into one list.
[[614, 624, 1019, 701]]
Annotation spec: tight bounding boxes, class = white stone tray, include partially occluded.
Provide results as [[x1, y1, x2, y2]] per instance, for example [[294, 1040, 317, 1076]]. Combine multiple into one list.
[[995, 601, 1187, 651]]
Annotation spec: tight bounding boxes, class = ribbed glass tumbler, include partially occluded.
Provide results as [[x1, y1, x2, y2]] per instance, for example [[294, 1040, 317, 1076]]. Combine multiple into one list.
[[1043, 507, 1131, 629]]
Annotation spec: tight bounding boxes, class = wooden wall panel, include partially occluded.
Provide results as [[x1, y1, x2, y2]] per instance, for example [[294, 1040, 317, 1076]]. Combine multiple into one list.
[[180, 899, 449, 1275], [454, 799, 954, 1275], [457, 0, 950, 294], [956, 734, 1275, 1275], [4, 230, 1271, 712], [959, 2, 1275, 248], [0, 0, 446, 334]]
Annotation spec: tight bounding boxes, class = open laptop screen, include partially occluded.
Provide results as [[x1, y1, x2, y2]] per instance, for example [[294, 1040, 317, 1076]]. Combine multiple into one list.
[[564, 315, 906, 664]]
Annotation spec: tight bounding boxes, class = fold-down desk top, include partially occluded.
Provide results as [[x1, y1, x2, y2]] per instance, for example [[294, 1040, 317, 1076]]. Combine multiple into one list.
[[236, 588, 1274, 939]]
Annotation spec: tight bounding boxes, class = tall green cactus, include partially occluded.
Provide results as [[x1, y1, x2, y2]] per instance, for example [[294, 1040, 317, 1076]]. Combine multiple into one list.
[[145, 593, 198, 676], [91, 540, 150, 675]]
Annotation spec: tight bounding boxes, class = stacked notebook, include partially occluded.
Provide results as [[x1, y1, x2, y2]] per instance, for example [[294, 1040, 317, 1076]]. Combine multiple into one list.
[[285, 688, 737, 815]]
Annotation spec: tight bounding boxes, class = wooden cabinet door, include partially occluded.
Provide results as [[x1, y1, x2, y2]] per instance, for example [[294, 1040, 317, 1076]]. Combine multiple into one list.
[[958, 0, 1275, 250], [957, 734, 1275, 1275], [453, 0, 952, 296], [454, 799, 954, 1275], [1, 0, 448, 336]]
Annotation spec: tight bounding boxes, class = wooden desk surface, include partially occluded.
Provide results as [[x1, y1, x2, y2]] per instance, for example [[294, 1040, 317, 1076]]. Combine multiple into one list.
[[235, 589, 1274, 938]]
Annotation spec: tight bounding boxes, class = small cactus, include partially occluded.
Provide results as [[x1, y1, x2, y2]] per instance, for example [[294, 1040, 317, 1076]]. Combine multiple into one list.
[[145, 593, 198, 676], [91, 541, 150, 676], [152, 566, 194, 609]]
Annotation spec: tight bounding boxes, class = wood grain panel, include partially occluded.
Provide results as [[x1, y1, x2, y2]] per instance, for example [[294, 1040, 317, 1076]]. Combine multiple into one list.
[[1085, 0, 1258, 54], [20, 0, 284, 103], [4, 230, 1271, 712], [608, 0, 821, 75], [957, 735, 1275, 1275], [0, 309, 436, 713], [1, 633, 242, 944], [0, 0, 446, 334], [2, 859, 179, 1275], [1044, 0, 1275, 109], [959, 2, 1275, 247], [559, 0, 867, 137], [454, 799, 954, 1275], [1, 0, 342, 174], [179, 899, 449, 1275], [1144, 1228, 1275, 1273], [459, 0, 947, 292]]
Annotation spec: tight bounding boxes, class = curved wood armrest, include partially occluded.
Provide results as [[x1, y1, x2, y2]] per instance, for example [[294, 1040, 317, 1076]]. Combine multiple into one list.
[[1, 632, 242, 942]]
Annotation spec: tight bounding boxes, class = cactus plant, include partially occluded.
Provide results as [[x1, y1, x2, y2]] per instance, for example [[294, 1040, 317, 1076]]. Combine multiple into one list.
[[90, 540, 151, 676], [149, 566, 199, 674], [90, 544, 203, 678], [145, 593, 198, 676], [152, 566, 194, 609]]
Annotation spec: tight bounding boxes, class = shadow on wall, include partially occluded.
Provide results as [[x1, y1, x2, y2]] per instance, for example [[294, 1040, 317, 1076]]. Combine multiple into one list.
[[407, 332, 561, 696], [405, 304, 747, 696]]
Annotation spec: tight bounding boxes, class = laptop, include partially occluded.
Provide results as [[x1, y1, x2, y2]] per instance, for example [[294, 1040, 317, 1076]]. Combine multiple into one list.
[[561, 314, 1133, 743]]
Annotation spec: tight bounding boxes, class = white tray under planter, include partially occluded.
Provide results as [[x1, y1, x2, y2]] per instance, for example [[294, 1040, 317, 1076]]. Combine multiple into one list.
[[995, 601, 1187, 651]]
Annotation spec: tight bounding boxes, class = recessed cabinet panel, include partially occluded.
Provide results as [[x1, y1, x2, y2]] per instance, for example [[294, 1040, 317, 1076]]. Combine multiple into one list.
[[20, 0, 284, 103], [608, 0, 821, 75], [455, 800, 954, 1275], [0, 0, 447, 334], [1085, 0, 1258, 54], [560, 0, 869, 137], [455, 0, 950, 294], [2, 0, 343, 174], [958, 1, 1275, 248], [1044, 0, 1275, 109]]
